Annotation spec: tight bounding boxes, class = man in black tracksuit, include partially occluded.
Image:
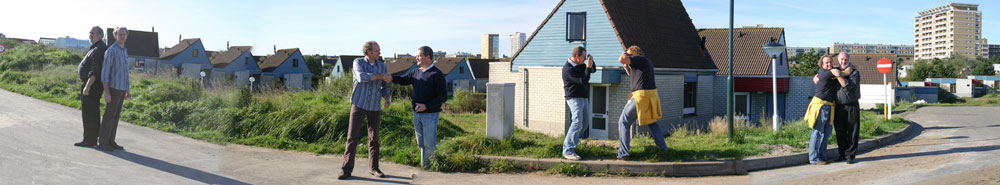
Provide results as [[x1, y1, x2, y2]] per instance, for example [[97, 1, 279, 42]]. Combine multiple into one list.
[[75, 26, 107, 147], [833, 53, 861, 164]]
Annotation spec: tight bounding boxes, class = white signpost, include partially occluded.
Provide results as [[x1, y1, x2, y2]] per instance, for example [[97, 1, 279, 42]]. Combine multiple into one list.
[[877, 58, 893, 120]]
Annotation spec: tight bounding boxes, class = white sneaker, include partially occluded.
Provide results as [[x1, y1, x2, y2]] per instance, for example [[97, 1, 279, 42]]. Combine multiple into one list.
[[563, 153, 582, 160]]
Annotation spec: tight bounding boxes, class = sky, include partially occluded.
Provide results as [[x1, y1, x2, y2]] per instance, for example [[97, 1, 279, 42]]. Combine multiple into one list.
[[1, 0, 997, 56]]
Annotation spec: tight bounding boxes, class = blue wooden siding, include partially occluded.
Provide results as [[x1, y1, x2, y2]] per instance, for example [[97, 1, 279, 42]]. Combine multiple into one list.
[[215, 51, 262, 75], [512, 0, 623, 72], [165, 40, 212, 69], [263, 50, 312, 78], [445, 60, 475, 85]]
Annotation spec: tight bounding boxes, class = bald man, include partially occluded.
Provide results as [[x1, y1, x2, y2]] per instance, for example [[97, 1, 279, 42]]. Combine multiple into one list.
[[833, 53, 861, 164], [75, 26, 108, 147]]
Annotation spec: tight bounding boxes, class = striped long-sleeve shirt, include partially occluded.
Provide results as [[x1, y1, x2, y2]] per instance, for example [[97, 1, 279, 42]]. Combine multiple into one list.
[[101, 42, 130, 91], [350, 57, 391, 111]]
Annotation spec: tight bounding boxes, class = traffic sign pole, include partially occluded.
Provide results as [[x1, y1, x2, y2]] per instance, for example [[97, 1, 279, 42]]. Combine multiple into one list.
[[877, 58, 893, 120]]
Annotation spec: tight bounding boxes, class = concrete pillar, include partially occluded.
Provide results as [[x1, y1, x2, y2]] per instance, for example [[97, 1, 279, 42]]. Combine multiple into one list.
[[487, 83, 515, 140]]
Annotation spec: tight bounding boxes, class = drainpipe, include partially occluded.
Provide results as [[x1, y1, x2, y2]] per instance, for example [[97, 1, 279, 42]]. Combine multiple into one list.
[[523, 68, 529, 127]]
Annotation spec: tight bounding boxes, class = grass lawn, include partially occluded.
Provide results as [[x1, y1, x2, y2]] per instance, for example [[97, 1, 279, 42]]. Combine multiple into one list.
[[440, 110, 909, 163], [1, 63, 910, 174]]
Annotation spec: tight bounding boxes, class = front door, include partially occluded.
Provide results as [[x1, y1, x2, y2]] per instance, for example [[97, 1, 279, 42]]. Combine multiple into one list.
[[589, 85, 609, 139]]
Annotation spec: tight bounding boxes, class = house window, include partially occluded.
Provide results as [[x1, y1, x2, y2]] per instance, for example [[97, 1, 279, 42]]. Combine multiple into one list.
[[566, 12, 586, 42], [459, 67, 464, 74], [683, 74, 697, 115], [293, 59, 299, 67], [683, 82, 696, 115], [193, 49, 199, 57], [244, 57, 249, 65]]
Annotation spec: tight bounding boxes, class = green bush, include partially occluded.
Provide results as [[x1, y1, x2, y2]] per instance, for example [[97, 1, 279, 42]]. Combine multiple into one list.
[[445, 89, 485, 113], [0, 43, 81, 71]]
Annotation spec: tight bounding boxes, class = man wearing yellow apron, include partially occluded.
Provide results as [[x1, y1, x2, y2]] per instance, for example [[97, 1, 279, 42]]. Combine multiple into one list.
[[615, 46, 668, 160]]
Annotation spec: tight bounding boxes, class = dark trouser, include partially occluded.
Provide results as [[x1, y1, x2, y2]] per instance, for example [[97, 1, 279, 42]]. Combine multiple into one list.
[[98, 88, 125, 146], [80, 81, 104, 144], [834, 102, 860, 160], [341, 105, 382, 174]]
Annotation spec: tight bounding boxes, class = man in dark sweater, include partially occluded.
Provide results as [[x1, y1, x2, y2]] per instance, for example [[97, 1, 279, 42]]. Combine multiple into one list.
[[561, 46, 595, 160], [390, 46, 448, 169], [75, 26, 108, 147]]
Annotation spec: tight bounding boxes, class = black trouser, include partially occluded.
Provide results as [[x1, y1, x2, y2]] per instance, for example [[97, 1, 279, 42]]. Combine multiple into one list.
[[80, 81, 103, 144], [99, 88, 126, 146], [834, 102, 860, 159]]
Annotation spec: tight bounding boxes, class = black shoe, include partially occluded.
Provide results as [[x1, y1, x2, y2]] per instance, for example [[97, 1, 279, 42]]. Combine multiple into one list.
[[337, 172, 351, 180], [96, 145, 116, 151], [370, 169, 385, 178], [74, 142, 96, 147], [109, 143, 124, 150]]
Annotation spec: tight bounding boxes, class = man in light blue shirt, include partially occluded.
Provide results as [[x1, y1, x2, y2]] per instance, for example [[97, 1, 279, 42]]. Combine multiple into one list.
[[340, 41, 392, 180], [97, 27, 130, 151]]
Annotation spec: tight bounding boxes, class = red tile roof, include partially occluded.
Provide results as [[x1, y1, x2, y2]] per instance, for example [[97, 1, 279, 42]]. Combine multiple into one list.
[[698, 27, 785, 75]]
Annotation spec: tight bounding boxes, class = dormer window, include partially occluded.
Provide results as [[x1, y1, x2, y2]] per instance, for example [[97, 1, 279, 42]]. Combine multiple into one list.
[[566, 12, 586, 42]]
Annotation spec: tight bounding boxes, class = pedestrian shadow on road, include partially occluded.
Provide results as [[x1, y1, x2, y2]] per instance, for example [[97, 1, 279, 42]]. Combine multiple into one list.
[[342, 174, 411, 184], [857, 144, 1000, 163], [103, 150, 251, 185]]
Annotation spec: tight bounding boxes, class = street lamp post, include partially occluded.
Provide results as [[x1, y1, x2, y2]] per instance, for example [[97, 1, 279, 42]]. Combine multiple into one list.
[[199, 71, 207, 86], [249, 77, 256, 90], [762, 41, 786, 132]]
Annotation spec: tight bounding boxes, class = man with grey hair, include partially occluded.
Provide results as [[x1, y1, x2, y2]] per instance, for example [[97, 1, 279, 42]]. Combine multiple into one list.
[[74, 26, 107, 147], [97, 27, 130, 151], [832, 52, 861, 164]]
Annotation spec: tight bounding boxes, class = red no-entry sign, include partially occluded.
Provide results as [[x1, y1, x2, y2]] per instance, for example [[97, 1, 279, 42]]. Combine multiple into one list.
[[877, 58, 892, 74]]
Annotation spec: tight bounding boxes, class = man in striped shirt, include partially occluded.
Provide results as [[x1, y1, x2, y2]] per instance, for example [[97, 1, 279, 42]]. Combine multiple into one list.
[[339, 41, 392, 180], [97, 27, 131, 151]]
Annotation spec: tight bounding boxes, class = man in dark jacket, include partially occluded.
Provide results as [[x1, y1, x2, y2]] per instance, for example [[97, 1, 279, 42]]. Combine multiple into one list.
[[391, 46, 448, 169], [561, 46, 595, 160], [75, 26, 107, 147], [833, 53, 861, 164]]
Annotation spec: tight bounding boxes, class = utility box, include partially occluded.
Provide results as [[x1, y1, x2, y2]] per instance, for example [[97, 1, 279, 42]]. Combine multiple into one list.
[[487, 83, 515, 140]]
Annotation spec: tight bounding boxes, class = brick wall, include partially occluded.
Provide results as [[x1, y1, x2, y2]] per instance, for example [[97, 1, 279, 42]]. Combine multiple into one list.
[[786, 76, 814, 121], [523, 67, 570, 137]]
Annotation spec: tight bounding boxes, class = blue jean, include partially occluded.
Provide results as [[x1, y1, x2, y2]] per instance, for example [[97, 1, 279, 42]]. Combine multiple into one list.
[[617, 97, 669, 159], [808, 104, 833, 163], [563, 98, 589, 155], [413, 112, 439, 169]]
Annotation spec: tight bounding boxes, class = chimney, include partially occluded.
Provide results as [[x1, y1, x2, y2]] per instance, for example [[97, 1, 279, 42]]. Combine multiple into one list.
[[178, 34, 181, 42], [273, 45, 276, 53], [151, 26, 155, 32], [226, 41, 229, 49]]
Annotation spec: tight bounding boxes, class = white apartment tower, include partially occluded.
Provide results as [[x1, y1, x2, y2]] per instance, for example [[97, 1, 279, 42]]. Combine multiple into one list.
[[510, 32, 526, 57]]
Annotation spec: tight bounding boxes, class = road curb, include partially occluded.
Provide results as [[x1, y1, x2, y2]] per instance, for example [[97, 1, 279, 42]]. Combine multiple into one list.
[[475, 122, 919, 177]]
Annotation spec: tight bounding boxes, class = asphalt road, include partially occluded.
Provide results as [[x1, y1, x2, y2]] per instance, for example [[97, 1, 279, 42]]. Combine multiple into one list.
[[0, 88, 418, 185]]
